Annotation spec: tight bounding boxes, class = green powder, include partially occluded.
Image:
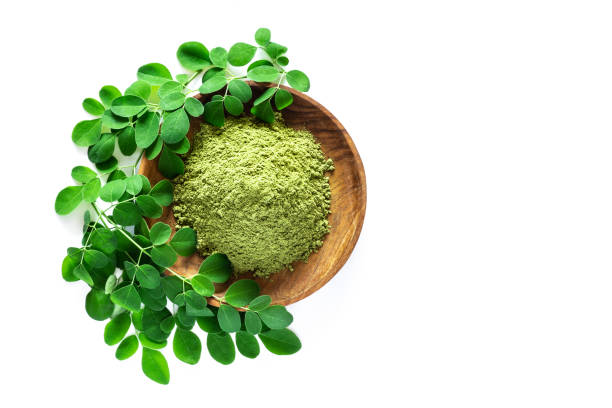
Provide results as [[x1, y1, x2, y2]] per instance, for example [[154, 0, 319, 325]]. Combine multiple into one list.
[[172, 114, 334, 278]]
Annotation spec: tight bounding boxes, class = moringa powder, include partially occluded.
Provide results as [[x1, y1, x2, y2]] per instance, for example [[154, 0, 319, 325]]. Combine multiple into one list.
[[172, 114, 334, 278]]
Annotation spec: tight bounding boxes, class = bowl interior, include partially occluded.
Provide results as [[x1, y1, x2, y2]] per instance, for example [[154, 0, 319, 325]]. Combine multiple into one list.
[[139, 83, 366, 306]]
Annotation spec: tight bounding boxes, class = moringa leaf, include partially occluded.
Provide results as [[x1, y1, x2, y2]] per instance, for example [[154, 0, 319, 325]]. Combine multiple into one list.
[[228, 42, 256, 66], [149, 180, 173, 206], [258, 328, 301, 355], [104, 313, 131, 345], [137, 63, 173, 86], [247, 66, 279, 82], [113, 202, 142, 226], [116, 335, 139, 360], [99, 179, 126, 202], [173, 328, 202, 365], [236, 331, 260, 358], [160, 108, 189, 144], [217, 304, 241, 333], [117, 126, 137, 156], [125, 80, 151, 100], [177, 41, 211, 71], [245, 311, 262, 335], [191, 275, 214, 297], [149, 222, 172, 245], [135, 195, 163, 218], [72, 119, 102, 147], [85, 288, 114, 321], [255, 28, 271, 46], [136, 264, 161, 289], [158, 148, 185, 179], [151, 244, 177, 268], [248, 295, 271, 311], [135, 111, 160, 149], [209, 47, 228, 68], [71, 166, 97, 184], [82, 178, 101, 203], [206, 332, 235, 365], [259, 305, 293, 329], [184, 97, 204, 117], [228, 80, 252, 103], [198, 253, 232, 283], [274, 89, 293, 110], [82, 98, 105, 116], [111, 95, 146, 117], [111, 284, 141, 312], [141, 348, 170, 384], [224, 95, 243, 116], [170, 227, 196, 256], [204, 100, 224, 127], [286, 70, 310, 92], [55, 186, 83, 215], [224, 280, 260, 308], [87, 133, 115, 164]]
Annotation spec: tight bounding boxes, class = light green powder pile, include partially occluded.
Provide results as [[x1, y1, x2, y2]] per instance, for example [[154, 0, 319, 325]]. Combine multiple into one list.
[[172, 114, 334, 278]]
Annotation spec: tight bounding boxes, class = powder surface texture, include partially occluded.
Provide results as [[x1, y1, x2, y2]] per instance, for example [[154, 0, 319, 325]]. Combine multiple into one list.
[[172, 115, 334, 278]]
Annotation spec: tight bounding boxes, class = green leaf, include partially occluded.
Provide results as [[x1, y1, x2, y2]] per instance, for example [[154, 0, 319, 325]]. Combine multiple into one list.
[[228, 42, 256, 66], [104, 313, 131, 345], [199, 75, 227, 94], [145, 136, 163, 160], [224, 280, 260, 308], [99, 85, 122, 108], [71, 166, 97, 184], [160, 108, 189, 144], [102, 110, 130, 129], [245, 311, 262, 335], [247, 59, 273, 72], [170, 227, 196, 256], [158, 147, 185, 179], [104, 274, 117, 294], [217, 304, 241, 333], [84, 249, 109, 268], [177, 41, 211, 70], [136, 264, 161, 289], [88, 133, 115, 163], [55, 186, 82, 215], [149, 180, 173, 206], [111, 95, 146, 117], [259, 329, 301, 355], [259, 305, 293, 329], [248, 295, 271, 311], [228, 80, 252, 103], [286, 70, 310, 92], [117, 127, 137, 155], [253, 87, 277, 106], [62, 253, 79, 282], [85, 288, 114, 321], [276, 56, 289, 66], [197, 314, 221, 333], [166, 137, 190, 154], [185, 290, 212, 317], [206, 332, 235, 365], [97, 156, 119, 174], [173, 328, 201, 364], [209, 47, 228, 68], [116, 335, 139, 360], [247, 66, 279, 82], [141, 348, 170, 385], [204, 100, 224, 127], [191, 275, 214, 297], [91, 229, 117, 254], [140, 286, 166, 311], [160, 92, 185, 111], [137, 63, 173, 86], [149, 222, 172, 245], [236, 331, 260, 358], [251, 99, 275, 123], [125, 175, 143, 195], [72, 119, 102, 147], [184, 97, 204, 117], [176, 306, 195, 329], [158, 81, 183, 98], [82, 178, 101, 202], [202, 67, 224, 82], [274, 89, 293, 110], [125, 80, 151, 100], [255, 28, 271, 46], [113, 202, 142, 226], [73, 264, 93, 286], [83, 98, 105, 116], [99, 179, 126, 202], [111, 284, 141, 312], [264, 42, 287, 59], [139, 175, 151, 194], [135, 111, 160, 148], [198, 253, 232, 283], [161, 316, 175, 333], [139, 332, 167, 349], [151, 244, 177, 268], [136, 195, 163, 218], [224, 95, 243, 116]]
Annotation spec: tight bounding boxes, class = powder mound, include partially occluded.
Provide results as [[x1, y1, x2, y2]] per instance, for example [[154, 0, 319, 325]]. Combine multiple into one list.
[[172, 114, 334, 278]]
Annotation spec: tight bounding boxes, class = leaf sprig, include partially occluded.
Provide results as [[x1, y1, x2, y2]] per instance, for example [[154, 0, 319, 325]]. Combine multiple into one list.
[[71, 27, 309, 179], [56, 28, 306, 385]]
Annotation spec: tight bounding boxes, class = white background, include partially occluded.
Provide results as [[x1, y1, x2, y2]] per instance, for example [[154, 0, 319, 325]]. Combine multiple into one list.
[[1, 0, 611, 406]]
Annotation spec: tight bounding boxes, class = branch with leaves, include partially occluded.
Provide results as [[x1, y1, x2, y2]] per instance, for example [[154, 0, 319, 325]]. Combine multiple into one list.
[[56, 28, 306, 385]]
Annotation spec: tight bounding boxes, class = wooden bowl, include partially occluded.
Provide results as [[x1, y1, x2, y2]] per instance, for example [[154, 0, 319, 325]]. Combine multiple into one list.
[[139, 83, 366, 306]]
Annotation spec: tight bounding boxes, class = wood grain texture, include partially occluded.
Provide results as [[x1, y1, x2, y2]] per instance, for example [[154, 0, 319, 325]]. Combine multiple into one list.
[[139, 82, 366, 306]]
